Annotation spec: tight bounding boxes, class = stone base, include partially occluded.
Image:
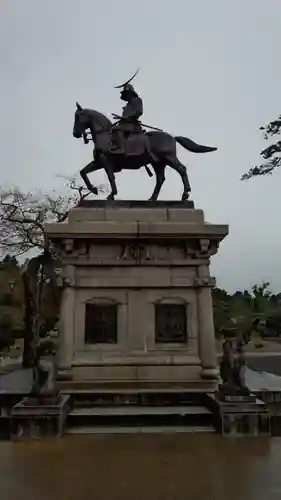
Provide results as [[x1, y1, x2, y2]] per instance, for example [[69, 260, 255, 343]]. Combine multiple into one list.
[[200, 367, 219, 380], [59, 380, 218, 395], [46, 200, 228, 390], [10, 394, 70, 440], [217, 389, 256, 403], [207, 393, 270, 437], [71, 355, 200, 379], [60, 353, 219, 390]]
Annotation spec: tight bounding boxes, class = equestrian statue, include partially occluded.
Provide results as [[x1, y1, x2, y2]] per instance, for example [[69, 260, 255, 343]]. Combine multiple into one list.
[[73, 70, 217, 201]]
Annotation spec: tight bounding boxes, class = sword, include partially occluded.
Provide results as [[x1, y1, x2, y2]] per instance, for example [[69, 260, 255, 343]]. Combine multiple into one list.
[[139, 122, 163, 132], [111, 114, 163, 132]]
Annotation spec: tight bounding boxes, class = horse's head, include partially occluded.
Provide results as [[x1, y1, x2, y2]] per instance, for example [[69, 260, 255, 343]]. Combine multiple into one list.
[[73, 102, 112, 140], [73, 102, 89, 139]]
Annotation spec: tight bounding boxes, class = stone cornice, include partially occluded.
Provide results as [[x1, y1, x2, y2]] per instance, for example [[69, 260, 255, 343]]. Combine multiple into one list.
[[46, 222, 228, 242]]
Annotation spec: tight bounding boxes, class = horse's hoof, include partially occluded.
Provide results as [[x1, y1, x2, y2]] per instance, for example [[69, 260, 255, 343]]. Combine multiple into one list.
[[181, 192, 190, 201], [91, 187, 98, 195], [107, 193, 115, 201]]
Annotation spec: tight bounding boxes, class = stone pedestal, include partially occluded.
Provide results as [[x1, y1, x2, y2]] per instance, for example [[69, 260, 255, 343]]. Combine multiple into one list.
[[10, 395, 70, 440], [45, 200, 228, 390], [207, 393, 270, 436]]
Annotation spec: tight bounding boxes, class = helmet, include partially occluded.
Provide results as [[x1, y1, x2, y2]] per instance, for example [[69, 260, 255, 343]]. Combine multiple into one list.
[[122, 83, 137, 95], [115, 69, 140, 92]]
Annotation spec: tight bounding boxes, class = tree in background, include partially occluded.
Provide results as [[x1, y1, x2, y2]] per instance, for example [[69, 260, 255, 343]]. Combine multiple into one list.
[[251, 282, 272, 314], [0, 177, 97, 255], [2, 255, 19, 267], [0, 313, 13, 353], [212, 287, 230, 336], [242, 115, 281, 179], [212, 281, 281, 340], [0, 177, 105, 367]]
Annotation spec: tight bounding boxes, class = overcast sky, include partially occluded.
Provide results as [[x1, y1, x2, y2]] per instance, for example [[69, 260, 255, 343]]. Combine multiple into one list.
[[1, 0, 281, 292]]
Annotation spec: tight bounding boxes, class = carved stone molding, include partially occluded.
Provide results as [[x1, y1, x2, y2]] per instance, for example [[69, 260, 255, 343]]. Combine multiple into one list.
[[194, 276, 216, 288], [58, 237, 220, 264], [184, 242, 200, 259], [76, 242, 89, 256], [60, 239, 90, 260], [184, 239, 219, 259], [199, 239, 210, 254], [199, 239, 219, 257], [56, 265, 76, 288], [63, 239, 74, 254], [118, 243, 154, 264]]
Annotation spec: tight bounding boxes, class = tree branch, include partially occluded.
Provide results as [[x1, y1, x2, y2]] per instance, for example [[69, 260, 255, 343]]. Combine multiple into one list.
[[241, 115, 281, 180], [0, 176, 104, 256]]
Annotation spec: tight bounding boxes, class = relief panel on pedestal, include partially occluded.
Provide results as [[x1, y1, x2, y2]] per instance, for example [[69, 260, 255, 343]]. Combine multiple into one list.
[[155, 303, 187, 344], [85, 302, 117, 344], [74, 290, 128, 353], [58, 237, 220, 266], [143, 292, 198, 352]]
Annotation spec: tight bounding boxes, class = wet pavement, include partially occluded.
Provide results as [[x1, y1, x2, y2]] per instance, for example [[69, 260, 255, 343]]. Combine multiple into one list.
[[0, 368, 32, 394], [1, 361, 281, 499], [0, 434, 280, 500]]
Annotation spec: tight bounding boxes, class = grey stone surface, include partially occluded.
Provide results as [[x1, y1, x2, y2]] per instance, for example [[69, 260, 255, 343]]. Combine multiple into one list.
[[10, 394, 70, 440], [207, 391, 270, 436], [76, 200, 195, 209], [245, 366, 281, 391], [0, 368, 32, 394], [45, 201, 228, 386]]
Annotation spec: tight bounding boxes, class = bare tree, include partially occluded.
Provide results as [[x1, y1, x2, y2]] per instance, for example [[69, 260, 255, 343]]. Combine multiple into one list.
[[0, 176, 105, 256], [242, 115, 281, 180], [0, 176, 105, 367]]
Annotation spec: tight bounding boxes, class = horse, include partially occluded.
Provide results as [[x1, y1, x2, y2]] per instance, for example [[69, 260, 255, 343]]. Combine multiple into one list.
[[73, 103, 217, 201]]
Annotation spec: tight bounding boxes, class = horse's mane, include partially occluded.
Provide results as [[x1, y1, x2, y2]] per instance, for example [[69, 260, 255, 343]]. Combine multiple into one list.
[[84, 108, 112, 131]]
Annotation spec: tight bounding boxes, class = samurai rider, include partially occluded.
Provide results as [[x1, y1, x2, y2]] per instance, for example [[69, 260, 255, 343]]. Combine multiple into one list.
[[111, 69, 143, 154]]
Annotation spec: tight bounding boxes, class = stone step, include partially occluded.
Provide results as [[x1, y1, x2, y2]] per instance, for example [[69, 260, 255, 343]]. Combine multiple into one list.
[[69, 405, 211, 417], [59, 380, 217, 394], [71, 392, 207, 410], [65, 425, 216, 435], [66, 404, 213, 431]]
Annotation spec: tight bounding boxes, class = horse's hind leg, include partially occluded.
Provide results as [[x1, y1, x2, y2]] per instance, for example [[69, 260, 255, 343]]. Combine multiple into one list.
[[165, 156, 191, 201], [99, 154, 118, 200], [80, 161, 101, 195], [105, 166, 117, 200], [149, 162, 166, 201]]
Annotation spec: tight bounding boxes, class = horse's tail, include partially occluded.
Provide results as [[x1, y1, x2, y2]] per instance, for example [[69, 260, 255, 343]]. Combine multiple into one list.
[[175, 136, 217, 153]]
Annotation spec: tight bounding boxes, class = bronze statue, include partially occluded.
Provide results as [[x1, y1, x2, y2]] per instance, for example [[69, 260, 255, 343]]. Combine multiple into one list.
[[73, 70, 217, 201], [31, 337, 58, 399], [219, 339, 249, 395], [111, 69, 143, 154]]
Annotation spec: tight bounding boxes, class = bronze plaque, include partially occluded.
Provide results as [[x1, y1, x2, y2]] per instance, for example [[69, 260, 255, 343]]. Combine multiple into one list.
[[155, 304, 187, 343], [85, 304, 117, 344]]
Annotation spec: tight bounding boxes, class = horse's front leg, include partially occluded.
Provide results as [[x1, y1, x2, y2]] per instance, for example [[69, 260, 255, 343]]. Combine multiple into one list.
[[80, 160, 101, 195]]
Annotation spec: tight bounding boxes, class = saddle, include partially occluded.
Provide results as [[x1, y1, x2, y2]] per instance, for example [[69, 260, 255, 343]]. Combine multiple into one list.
[[110, 127, 149, 157], [124, 132, 149, 156]]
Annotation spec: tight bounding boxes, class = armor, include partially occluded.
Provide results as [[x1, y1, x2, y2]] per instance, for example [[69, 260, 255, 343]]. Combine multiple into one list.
[[120, 94, 143, 130], [111, 70, 143, 153]]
